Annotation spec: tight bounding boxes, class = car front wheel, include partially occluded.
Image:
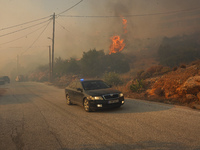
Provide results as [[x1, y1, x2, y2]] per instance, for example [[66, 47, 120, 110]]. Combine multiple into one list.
[[83, 99, 91, 112], [66, 94, 72, 105]]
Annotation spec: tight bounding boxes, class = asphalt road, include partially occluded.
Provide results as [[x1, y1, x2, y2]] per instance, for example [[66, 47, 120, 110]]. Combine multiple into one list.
[[0, 82, 200, 150]]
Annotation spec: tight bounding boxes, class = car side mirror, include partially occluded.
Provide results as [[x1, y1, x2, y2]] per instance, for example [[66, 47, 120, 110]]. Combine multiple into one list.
[[77, 88, 83, 92]]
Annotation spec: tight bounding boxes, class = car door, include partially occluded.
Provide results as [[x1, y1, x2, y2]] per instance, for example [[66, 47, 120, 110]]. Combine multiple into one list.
[[67, 81, 77, 103], [73, 81, 84, 105]]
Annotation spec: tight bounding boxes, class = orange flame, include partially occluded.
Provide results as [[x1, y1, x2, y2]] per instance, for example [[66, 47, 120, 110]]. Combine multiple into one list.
[[109, 17, 127, 54], [109, 35, 125, 54], [122, 18, 127, 34]]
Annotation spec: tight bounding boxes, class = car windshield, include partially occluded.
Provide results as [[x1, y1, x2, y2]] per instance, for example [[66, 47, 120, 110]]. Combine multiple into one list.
[[82, 81, 110, 90]]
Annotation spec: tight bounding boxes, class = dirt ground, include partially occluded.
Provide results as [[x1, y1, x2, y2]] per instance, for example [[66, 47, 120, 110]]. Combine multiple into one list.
[[0, 88, 6, 96]]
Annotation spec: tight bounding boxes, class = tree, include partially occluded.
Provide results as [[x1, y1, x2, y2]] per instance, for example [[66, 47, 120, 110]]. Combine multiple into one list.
[[103, 72, 122, 86], [105, 53, 130, 73], [80, 49, 106, 77], [67, 58, 80, 75], [54, 57, 68, 77]]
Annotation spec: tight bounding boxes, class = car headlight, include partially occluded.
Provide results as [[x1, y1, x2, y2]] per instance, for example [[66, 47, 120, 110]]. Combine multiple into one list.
[[119, 93, 124, 97], [89, 96, 103, 100]]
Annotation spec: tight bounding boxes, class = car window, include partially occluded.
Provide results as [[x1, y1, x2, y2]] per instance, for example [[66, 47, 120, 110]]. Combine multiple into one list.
[[82, 81, 110, 90]]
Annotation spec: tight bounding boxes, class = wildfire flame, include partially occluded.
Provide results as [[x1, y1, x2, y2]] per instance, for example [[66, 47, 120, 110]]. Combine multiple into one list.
[[109, 17, 127, 54], [122, 18, 127, 34], [109, 35, 125, 54]]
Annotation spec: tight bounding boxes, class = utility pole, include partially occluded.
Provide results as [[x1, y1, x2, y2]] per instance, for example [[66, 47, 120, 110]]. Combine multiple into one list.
[[52, 13, 55, 81], [49, 46, 52, 82]]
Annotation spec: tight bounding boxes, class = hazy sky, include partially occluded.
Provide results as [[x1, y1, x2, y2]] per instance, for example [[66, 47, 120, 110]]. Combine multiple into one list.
[[1, 0, 200, 74]]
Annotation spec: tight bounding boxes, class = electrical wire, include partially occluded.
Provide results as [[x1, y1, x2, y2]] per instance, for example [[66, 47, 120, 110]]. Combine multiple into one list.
[[0, 22, 52, 46], [60, 6, 200, 18], [0, 0, 83, 38], [0, 19, 51, 38], [0, 16, 51, 31], [57, 0, 83, 16], [56, 20, 70, 32], [55, 19, 81, 40], [21, 19, 52, 55]]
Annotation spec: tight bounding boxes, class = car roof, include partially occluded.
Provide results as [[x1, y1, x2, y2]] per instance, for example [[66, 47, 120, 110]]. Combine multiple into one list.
[[0, 76, 9, 78], [79, 79, 103, 82]]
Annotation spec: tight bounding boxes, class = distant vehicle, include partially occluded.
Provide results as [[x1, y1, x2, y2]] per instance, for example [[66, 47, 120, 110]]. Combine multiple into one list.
[[15, 75, 24, 82], [65, 79, 125, 112], [0, 76, 10, 83], [0, 79, 5, 85]]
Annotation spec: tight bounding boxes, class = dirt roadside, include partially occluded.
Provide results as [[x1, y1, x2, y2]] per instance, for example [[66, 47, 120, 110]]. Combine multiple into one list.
[[0, 88, 7, 97]]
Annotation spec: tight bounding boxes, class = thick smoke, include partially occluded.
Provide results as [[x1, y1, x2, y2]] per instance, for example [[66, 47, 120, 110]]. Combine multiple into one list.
[[85, 0, 200, 56], [1, 0, 200, 76]]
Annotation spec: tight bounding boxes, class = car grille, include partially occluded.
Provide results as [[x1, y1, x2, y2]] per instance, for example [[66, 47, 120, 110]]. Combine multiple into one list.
[[103, 93, 119, 100]]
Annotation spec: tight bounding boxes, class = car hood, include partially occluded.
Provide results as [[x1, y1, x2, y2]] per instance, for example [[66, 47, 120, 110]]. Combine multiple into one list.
[[85, 88, 121, 96]]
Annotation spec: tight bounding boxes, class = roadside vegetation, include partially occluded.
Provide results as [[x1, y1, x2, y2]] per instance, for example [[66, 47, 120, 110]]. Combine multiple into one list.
[[28, 48, 130, 82]]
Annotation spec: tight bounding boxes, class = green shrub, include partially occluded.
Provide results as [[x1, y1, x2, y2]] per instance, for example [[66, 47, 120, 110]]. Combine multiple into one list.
[[103, 72, 122, 86], [136, 70, 144, 79], [130, 79, 145, 92]]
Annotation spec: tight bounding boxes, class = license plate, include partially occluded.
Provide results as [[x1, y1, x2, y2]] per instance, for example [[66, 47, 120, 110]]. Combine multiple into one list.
[[108, 99, 119, 104]]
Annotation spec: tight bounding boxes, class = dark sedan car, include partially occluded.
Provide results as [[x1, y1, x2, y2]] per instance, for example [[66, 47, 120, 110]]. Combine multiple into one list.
[[0, 76, 10, 83], [0, 79, 5, 85], [65, 79, 125, 112]]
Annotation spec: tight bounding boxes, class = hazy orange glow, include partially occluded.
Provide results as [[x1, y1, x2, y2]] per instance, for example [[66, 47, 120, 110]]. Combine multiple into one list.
[[109, 35, 125, 54]]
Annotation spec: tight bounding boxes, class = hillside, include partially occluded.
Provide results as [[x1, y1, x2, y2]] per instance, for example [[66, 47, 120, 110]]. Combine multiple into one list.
[[125, 60, 200, 109]]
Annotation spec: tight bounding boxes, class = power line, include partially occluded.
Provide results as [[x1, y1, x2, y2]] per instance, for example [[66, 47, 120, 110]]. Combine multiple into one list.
[[21, 20, 52, 55], [57, 0, 83, 16], [0, 16, 51, 31], [0, 19, 51, 38], [0, 0, 83, 41], [0, 22, 52, 46], [56, 20, 70, 32], [60, 6, 200, 18], [2, 45, 49, 49], [0, 0, 84, 57], [55, 18, 82, 46], [0, 0, 82, 32]]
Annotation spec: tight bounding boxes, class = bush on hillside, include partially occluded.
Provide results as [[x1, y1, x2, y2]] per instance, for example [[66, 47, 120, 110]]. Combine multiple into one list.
[[130, 79, 145, 92], [103, 72, 122, 86], [105, 53, 130, 74]]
